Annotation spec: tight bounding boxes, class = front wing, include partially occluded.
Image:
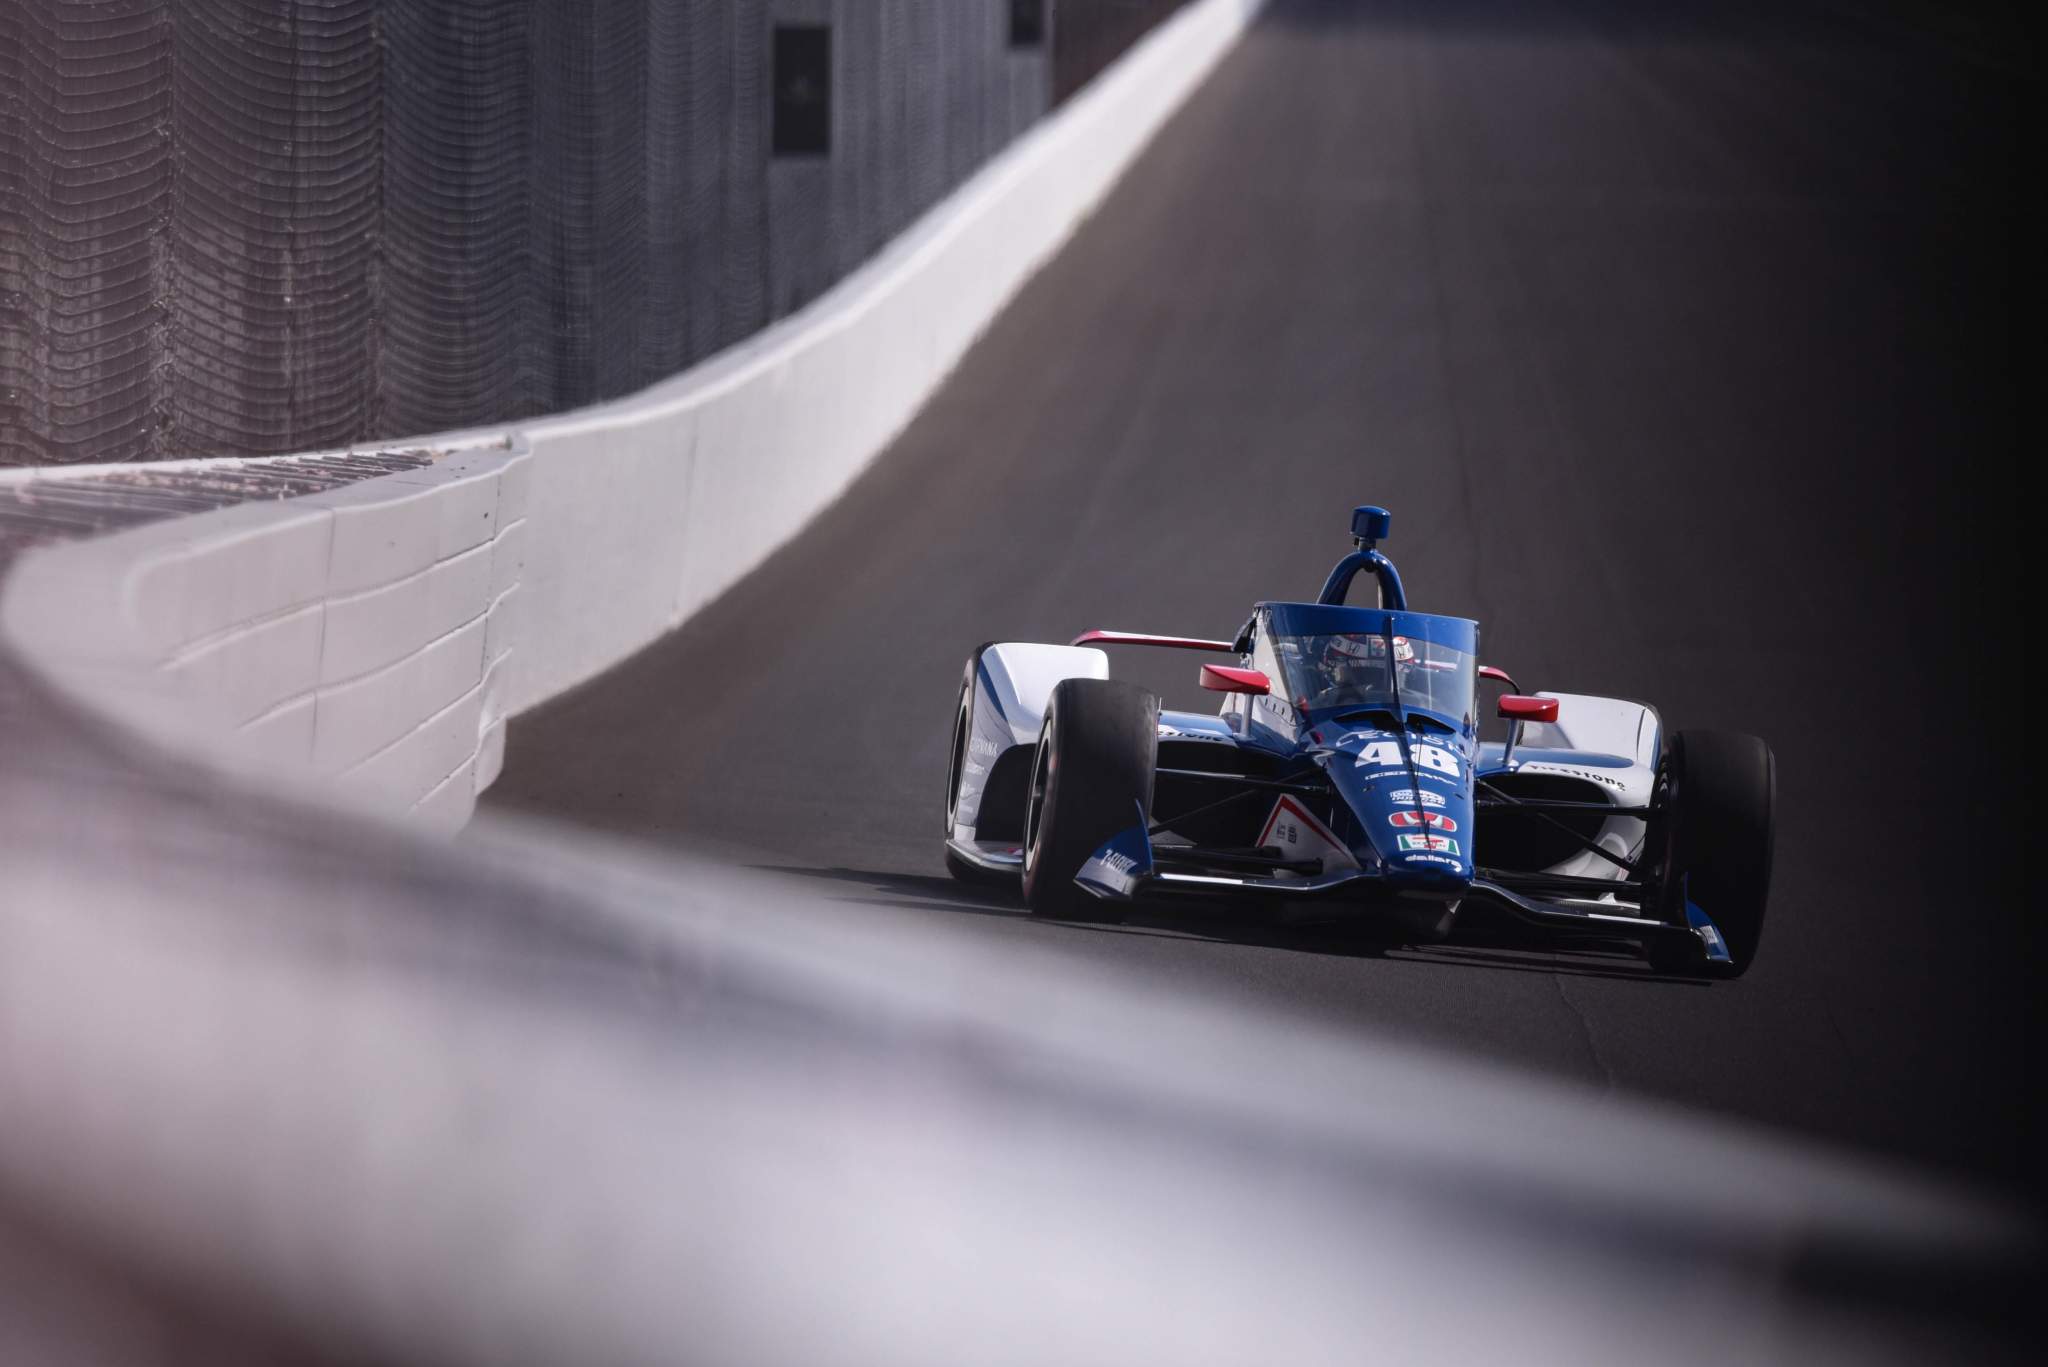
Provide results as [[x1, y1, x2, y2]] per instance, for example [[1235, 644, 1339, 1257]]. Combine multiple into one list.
[[1069, 815, 1731, 965]]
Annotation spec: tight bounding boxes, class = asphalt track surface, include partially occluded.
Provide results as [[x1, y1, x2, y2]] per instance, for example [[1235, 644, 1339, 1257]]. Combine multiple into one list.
[[490, 0, 2034, 1203]]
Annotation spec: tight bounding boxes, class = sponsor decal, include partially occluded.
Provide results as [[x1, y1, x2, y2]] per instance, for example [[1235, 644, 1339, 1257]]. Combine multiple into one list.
[[1354, 768, 1459, 791], [1077, 827, 1151, 898], [1159, 720, 1230, 742], [1389, 810, 1458, 832], [968, 735, 1001, 759], [1404, 853, 1464, 868], [1518, 762, 1627, 790], [1397, 833, 1461, 856], [1257, 797, 1360, 874], [1388, 788, 1446, 808], [1335, 729, 1394, 748]]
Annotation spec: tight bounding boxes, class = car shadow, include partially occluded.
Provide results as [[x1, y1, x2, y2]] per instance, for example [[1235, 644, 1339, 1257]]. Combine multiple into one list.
[[754, 865, 1714, 986]]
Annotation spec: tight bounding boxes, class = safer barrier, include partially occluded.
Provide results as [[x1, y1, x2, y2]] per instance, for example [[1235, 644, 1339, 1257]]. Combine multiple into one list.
[[509, 0, 1265, 711], [0, 0, 1264, 825], [0, 439, 528, 830]]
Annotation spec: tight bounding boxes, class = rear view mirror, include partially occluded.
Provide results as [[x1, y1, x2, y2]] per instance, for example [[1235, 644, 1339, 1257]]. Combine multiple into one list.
[[1199, 664, 1271, 695], [1478, 664, 1520, 691], [1497, 694, 1558, 723]]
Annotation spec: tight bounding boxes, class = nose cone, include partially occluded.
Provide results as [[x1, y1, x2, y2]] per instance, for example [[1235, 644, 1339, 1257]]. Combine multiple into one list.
[[1324, 728, 1474, 885]]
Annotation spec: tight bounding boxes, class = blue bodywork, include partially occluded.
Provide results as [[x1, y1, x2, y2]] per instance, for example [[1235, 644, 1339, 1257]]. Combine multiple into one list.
[[1090, 601, 1483, 902], [1086, 507, 1484, 903], [1267, 603, 1478, 886], [1074, 803, 1156, 899], [1070, 505, 1731, 964]]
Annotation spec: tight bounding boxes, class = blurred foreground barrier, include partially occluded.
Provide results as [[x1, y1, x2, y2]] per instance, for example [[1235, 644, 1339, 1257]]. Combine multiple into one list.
[[0, 758, 2033, 1363]]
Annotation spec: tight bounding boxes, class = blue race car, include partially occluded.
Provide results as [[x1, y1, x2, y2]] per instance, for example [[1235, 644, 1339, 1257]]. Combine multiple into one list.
[[943, 506, 1775, 976]]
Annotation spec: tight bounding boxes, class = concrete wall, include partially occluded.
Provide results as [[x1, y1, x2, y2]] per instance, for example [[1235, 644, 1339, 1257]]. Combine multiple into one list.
[[0, 440, 528, 832], [510, 0, 1264, 711], [0, 0, 1263, 827]]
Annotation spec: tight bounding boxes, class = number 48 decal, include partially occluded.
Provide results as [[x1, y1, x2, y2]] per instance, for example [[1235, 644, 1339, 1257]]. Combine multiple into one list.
[[1355, 740, 1460, 777]]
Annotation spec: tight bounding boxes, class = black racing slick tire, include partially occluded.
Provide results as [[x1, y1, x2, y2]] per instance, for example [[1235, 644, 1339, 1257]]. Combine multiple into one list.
[[1651, 729, 1776, 976], [943, 644, 1013, 886], [1020, 679, 1159, 921]]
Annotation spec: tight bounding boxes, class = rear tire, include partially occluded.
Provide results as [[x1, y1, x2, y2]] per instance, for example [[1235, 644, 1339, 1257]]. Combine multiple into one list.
[[1021, 679, 1158, 921], [1650, 730, 1775, 976]]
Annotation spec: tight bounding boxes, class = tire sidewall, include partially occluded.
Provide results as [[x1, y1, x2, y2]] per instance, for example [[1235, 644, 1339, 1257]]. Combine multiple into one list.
[[1659, 729, 1775, 975], [1021, 679, 1157, 919]]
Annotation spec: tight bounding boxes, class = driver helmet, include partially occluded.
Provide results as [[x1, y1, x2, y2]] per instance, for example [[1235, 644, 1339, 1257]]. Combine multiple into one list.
[[1320, 633, 1410, 694]]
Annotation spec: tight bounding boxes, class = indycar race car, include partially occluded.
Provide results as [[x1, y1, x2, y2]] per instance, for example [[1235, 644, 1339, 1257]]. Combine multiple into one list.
[[942, 506, 1775, 975]]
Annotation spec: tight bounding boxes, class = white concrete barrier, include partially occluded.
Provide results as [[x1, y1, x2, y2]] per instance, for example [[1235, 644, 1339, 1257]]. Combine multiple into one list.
[[510, 0, 1267, 710], [0, 0, 1262, 828], [0, 439, 529, 832]]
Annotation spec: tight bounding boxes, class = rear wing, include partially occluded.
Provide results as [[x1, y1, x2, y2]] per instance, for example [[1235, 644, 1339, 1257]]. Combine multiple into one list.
[[1069, 630, 1235, 652]]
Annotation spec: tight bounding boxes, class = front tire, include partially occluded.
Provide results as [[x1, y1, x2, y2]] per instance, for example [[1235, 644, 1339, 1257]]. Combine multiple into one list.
[[1650, 729, 1775, 976], [1021, 679, 1158, 921], [943, 644, 1014, 886]]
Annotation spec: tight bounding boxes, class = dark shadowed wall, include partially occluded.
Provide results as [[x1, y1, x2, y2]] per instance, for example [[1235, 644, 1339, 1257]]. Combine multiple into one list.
[[0, 1, 1176, 466]]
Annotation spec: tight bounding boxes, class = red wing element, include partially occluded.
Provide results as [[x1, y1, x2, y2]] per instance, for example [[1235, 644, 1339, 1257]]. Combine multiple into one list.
[[1070, 630, 1236, 652], [1199, 665, 1271, 695], [1497, 694, 1560, 723], [1478, 664, 1521, 691]]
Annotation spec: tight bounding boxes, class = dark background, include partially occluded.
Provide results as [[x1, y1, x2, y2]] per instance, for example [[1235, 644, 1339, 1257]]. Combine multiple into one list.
[[491, 0, 2038, 1203], [1, 0, 1187, 466]]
